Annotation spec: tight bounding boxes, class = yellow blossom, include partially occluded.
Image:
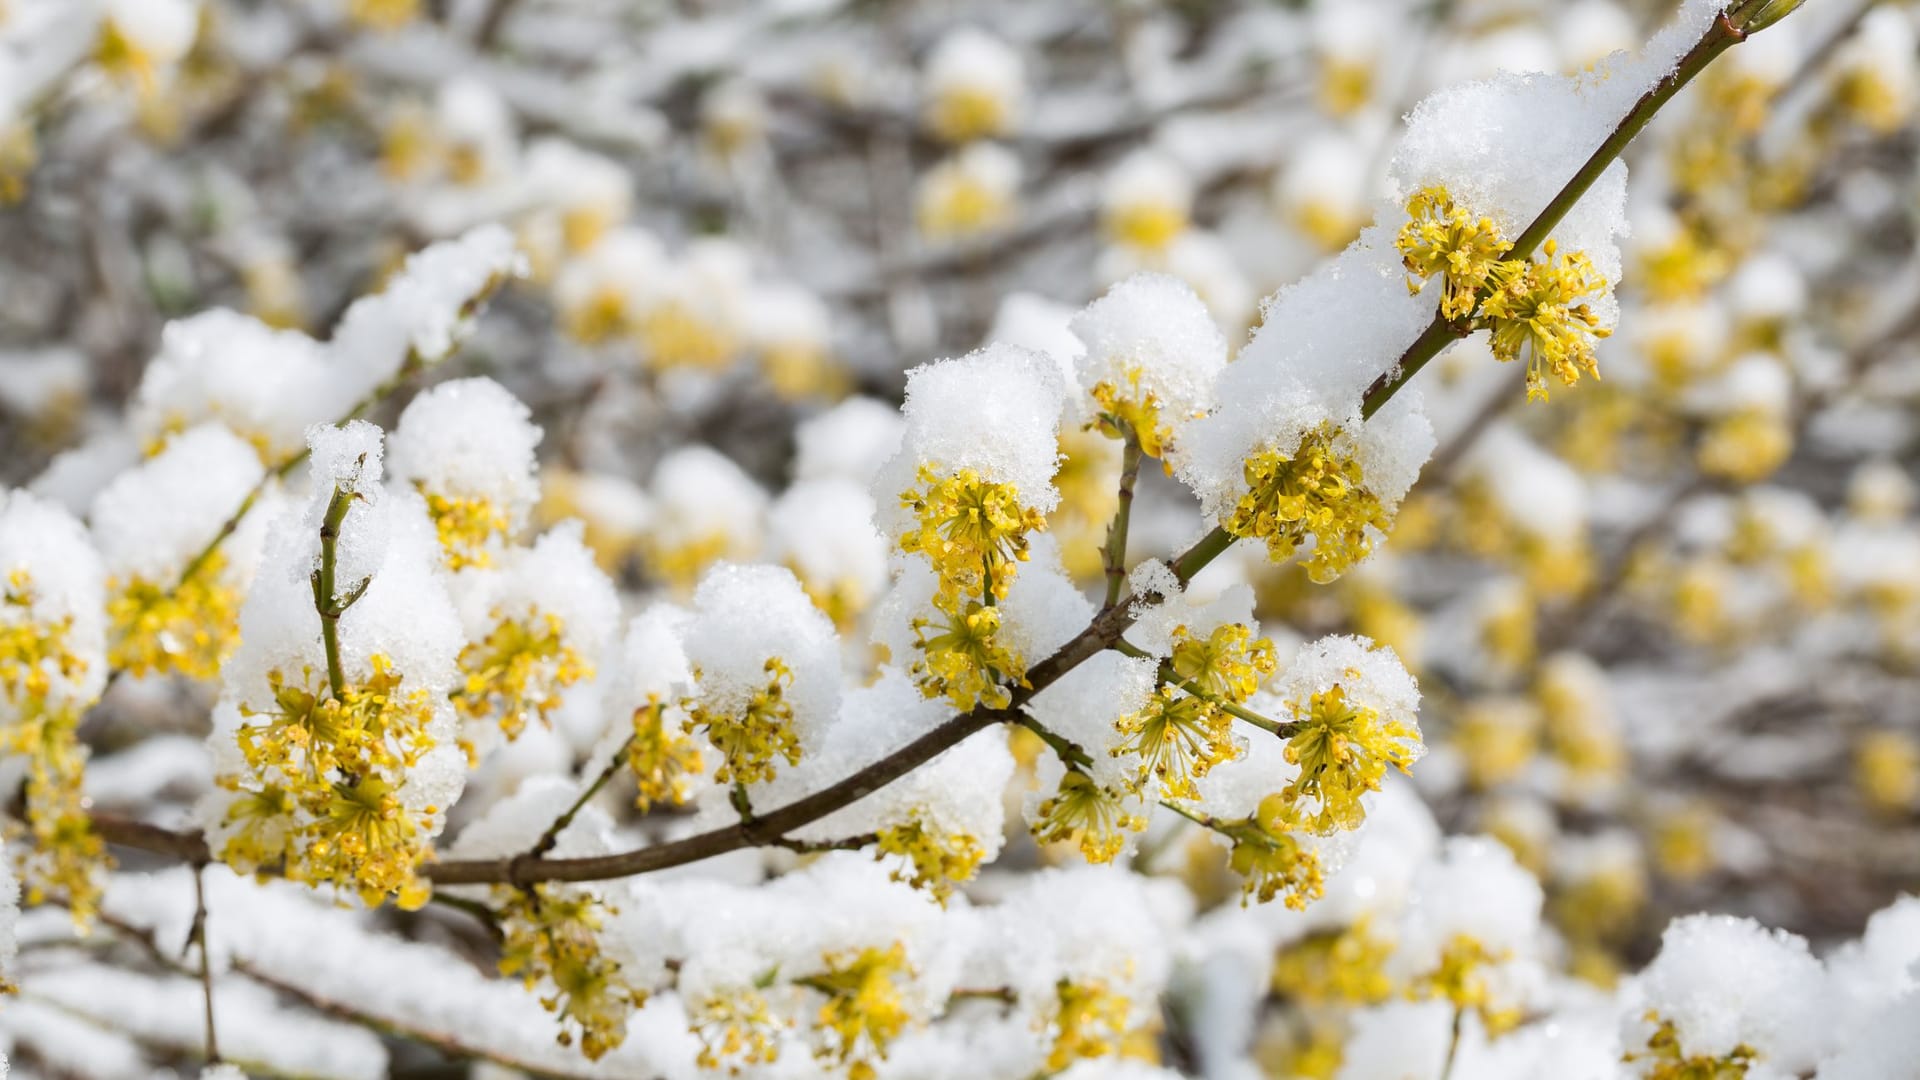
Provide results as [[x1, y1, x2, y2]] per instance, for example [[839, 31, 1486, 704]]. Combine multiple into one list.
[[926, 88, 1009, 144], [1397, 186, 1513, 320], [1115, 688, 1235, 801], [1047, 978, 1134, 1071], [422, 491, 512, 570], [693, 988, 787, 1071], [455, 610, 593, 741], [1626, 1013, 1760, 1079], [1090, 370, 1174, 461], [1282, 682, 1422, 835], [1479, 241, 1614, 401], [627, 698, 706, 812], [803, 943, 914, 1078], [1221, 794, 1327, 909], [899, 466, 1046, 608], [684, 658, 802, 785], [1271, 920, 1397, 1006], [1697, 409, 1791, 484], [1105, 200, 1188, 252], [1854, 729, 1919, 817], [875, 814, 987, 902], [348, 0, 419, 30], [1115, 623, 1274, 799], [229, 656, 441, 905], [499, 885, 647, 1060], [635, 302, 737, 372], [1228, 422, 1391, 583], [910, 602, 1025, 711], [1408, 933, 1519, 1033], [1031, 769, 1145, 864], [2, 571, 109, 920]]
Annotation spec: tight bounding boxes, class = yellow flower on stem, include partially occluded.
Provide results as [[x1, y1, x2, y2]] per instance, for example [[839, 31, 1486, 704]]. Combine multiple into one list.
[[1479, 240, 1613, 401], [1031, 769, 1145, 864], [684, 657, 802, 785], [1228, 422, 1391, 583], [1283, 683, 1421, 835], [1396, 186, 1513, 321]]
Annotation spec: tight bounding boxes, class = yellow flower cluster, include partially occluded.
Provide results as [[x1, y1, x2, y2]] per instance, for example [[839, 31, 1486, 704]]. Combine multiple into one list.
[[1222, 794, 1326, 909], [635, 302, 738, 373], [1228, 422, 1390, 583], [898, 466, 1046, 709], [422, 490, 512, 570], [1047, 978, 1138, 1072], [106, 552, 241, 681], [803, 944, 914, 1080], [1090, 369, 1174, 460], [927, 88, 1010, 145], [1282, 682, 1422, 835], [1398, 186, 1513, 320], [875, 813, 987, 903], [1031, 769, 1146, 864], [2, 570, 107, 920], [692, 988, 787, 1072], [1270, 920, 1396, 1007], [1397, 187, 1614, 401], [899, 466, 1045, 609], [683, 658, 802, 785], [348, 0, 419, 31], [455, 609, 593, 741], [1626, 1013, 1760, 1080], [627, 697, 705, 812], [227, 657, 440, 907], [498, 885, 648, 1060], [1116, 623, 1275, 799], [1408, 933, 1520, 1033], [1481, 241, 1613, 402]]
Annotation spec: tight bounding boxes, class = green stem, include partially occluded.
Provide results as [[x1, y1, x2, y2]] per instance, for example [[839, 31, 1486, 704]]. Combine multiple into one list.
[[1165, 666, 1292, 737], [526, 735, 636, 861], [1102, 437, 1144, 610], [1016, 715, 1093, 770], [1361, 11, 1750, 419], [311, 481, 360, 702]]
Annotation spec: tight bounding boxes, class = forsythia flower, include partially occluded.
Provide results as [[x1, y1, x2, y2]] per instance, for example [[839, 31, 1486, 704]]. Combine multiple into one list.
[[1406, 933, 1517, 1030], [106, 552, 242, 681], [1283, 682, 1421, 834], [1397, 185, 1513, 320], [1271, 920, 1398, 1006], [627, 698, 705, 811], [876, 814, 988, 903], [455, 609, 593, 740], [899, 466, 1045, 609], [1271, 637, 1423, 837], [1479, 240, 1613, 401], [1047, 978, 1136, 1071], [684, 657, 801, 785], [231, 657, 441, 907], [803, 944, 915, 1079], [1625, 1014, 1760, 1080], [1115, 623, 1273, 799], [1228, 422, 1391, 583], [692, 988, 787, 1071], [912, 602, 1024, 711], [1031, 769, 1146, 864], [1221, 794, 1327, 909], [498, 885, 647, 1060], [1114, 687, 1234, 801], [2, 495, 111, 921]]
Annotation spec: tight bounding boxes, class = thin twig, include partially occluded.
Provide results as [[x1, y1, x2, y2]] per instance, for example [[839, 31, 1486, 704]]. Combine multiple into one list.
[[1102, 437, 1145, 610], [190, 865, 220, 1064], [525, 736, 637, 863]]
